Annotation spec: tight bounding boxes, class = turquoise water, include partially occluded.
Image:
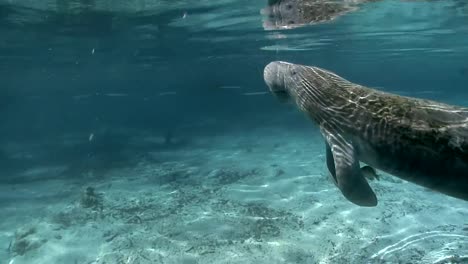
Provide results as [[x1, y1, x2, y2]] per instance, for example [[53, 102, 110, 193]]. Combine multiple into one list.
[[0, 0, 467, 263]]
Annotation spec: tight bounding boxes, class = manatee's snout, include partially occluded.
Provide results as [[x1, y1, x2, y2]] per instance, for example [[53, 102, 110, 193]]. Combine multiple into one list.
[[264, 61, 291, 102]]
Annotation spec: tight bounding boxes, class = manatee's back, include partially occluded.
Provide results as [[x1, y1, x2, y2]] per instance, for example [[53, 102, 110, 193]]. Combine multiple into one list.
[[355, 92, 468, 200]]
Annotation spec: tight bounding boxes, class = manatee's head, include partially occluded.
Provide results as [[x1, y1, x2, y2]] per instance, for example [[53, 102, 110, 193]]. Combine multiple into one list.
[[261, 0, 354, 30], [263, 61, 294, 103], [264, 61, 349, 114]]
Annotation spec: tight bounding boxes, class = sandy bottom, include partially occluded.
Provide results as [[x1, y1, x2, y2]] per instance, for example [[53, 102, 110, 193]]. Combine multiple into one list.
[[1, 128, 467, 264]]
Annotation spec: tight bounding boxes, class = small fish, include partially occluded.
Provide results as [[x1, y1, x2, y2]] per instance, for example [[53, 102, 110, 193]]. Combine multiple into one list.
[[243, 92, 268, 96], [104, 93, 128, 97], [159, 91, 177, 96], [219, 86, 242, 89], [361, 165, 380, 181], [73, 94, 92, 100]]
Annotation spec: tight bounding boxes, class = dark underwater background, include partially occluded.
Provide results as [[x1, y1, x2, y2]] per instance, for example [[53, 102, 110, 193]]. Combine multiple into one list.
[[0, 1, 467, 263]]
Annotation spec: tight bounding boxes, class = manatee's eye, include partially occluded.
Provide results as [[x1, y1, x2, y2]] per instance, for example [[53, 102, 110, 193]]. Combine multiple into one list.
[[288, 21, 295, 24], [286, 4, 292, 9], [291, 70, 297, 75]]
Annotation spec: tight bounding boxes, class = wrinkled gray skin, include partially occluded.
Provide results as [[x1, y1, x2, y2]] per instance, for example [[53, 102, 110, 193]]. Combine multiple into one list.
[[264, 61, 468, 206], [261, 0, 371, 30]]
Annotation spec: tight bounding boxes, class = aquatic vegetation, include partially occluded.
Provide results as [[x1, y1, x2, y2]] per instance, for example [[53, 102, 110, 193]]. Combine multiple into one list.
[[208, 167, 261, 185], [283, 249, 316, 263], [243, 202, 304, 241], [80, 186, 104, 211], [9, 226, 46, 256], [139, 161, 194, 185]]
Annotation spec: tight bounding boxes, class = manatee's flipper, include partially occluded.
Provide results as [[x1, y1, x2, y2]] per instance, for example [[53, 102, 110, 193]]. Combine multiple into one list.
[[322, 128, 377, 206], [325, 142, 336, 182], [361, 165, 380, 181]]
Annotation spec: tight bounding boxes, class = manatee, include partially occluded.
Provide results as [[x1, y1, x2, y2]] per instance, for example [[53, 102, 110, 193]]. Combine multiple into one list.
[[260, 0, 376, 30], [264, 61, 468, 206]]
